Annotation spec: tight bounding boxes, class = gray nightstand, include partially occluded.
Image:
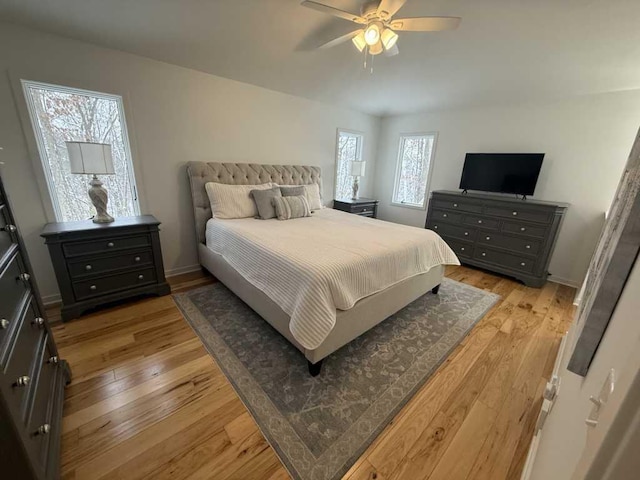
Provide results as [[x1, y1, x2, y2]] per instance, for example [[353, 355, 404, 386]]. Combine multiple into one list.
[[333, 198, 378, 218], [41, 215, 170, 321]]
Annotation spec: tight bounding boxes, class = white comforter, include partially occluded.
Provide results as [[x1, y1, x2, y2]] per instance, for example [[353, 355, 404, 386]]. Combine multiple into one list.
[[205, 209, 459, 350]]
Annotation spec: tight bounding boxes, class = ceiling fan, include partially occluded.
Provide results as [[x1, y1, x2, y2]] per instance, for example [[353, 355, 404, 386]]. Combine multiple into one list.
[[301, 0, 461, 58]]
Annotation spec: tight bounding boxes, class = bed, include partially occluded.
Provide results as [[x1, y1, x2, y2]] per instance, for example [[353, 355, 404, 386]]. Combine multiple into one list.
[[186, 162, 459, 375]]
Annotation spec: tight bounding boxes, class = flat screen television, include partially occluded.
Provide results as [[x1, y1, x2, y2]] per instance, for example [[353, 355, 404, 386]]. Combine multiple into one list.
[[459, 153, 544, 196]]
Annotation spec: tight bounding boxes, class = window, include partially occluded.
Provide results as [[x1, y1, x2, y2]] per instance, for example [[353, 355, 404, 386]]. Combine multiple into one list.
[[22, 80, 139, 222], [392, 133, 437, 209], [335, 130, 363, 200]]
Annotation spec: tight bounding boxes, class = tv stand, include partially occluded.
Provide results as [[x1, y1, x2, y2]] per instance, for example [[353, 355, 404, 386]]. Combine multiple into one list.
[[426, 190, 568, 287]]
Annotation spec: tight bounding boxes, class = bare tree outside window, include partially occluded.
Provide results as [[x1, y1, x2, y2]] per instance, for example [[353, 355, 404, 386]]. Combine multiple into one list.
[[335, 130, 363, 200], [22, 81, 139, 222], [392, 134, 436, 208]]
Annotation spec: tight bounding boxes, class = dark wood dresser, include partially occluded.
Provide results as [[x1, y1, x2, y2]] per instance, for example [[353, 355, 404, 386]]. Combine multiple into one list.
[[0, 172, 70, 480], [41, 215, 170, 321], [426, 190, 568, 287], [333, 198, 378, 218]]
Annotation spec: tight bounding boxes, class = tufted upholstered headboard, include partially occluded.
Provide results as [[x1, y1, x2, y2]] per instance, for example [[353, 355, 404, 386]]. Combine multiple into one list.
[[186, 162, 323, 244]]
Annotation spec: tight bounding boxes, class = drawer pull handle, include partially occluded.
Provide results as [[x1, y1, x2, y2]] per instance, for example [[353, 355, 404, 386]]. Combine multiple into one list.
[[512, 211, 518, 216], [478, 220, 483, 224], [460, 247, 465, 251], [107, 242, 115, 248], [85, 264, 92, 271], [36, 424, 51, 435], [464, 232, 469, 236], [48, 355, 59, 364], [138, 274, 145, 280], [453, 203, 458, 207], [19, 272, 30, 282], [0, 318, 8, 329], [481, 252, 486, 257], [526, 245, 531, 249], [4, 224, 17, 233], [135, 256, 141, 262], [433, 225, 438, 230], [486, 236, 491, 240], [32, 317, 45, 327], [90, 285, 97, 291], [520, 227, 526, 231], [15, 375, 30, 387], [443, 214, 447, 218], [520, 262, 526, 266]]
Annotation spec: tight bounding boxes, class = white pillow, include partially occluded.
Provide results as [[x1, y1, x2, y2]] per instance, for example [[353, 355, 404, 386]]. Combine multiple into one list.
[[205, 182, 273, 219], [304, 183, 323, 211]]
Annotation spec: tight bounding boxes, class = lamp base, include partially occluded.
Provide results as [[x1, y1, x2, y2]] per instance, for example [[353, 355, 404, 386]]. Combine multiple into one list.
[[88, 175, 114, 223], [351, 176, 360, 200]]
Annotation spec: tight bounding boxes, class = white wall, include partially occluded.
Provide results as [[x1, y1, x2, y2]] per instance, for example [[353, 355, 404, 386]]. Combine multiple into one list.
[[373, 92, 640, 286], [0, 22, 381, 301]]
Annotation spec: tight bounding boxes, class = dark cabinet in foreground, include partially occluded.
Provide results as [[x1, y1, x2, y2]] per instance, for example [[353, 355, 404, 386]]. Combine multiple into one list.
[[426, 190, 568, 287]]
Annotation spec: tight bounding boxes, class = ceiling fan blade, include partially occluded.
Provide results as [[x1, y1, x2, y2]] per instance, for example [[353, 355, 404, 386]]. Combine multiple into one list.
[[384, 44, 399, 57], [390, 16, 461, 32], [377, 0, 407, 20], [318, 29, 363, 49], [300, 1, 367, 24]]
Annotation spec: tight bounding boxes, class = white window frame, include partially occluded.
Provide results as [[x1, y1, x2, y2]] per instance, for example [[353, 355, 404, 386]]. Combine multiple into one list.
[[21, 79, 140, 221], [334, 129, 364, 200], [391, 132, 438, 210]]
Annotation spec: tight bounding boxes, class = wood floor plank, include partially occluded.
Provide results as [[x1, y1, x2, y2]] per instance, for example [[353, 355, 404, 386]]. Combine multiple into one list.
[[52, 266, 575, 480]]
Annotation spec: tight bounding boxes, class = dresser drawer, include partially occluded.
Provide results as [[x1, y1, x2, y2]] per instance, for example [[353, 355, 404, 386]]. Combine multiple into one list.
[[440, 237, 473, 259], [25, 338, 57, 470], [484, 205, 553, 224], [0, 204, 18, 263], [428, 222, 476, 242], [0, 251, 30, 336], [432, 209, 464, 223], [351, 203, 376, 215], [72, 267, 157, 301], [1, 297, 45, 418], [63, 234, 151, 258], [501, 220, 547, 238], [474, 247, 535, 274], [432, 198, 482, 213], [462, 214, 500, 230], [478, 232, 542, 255], [68, 249, 154, 279]]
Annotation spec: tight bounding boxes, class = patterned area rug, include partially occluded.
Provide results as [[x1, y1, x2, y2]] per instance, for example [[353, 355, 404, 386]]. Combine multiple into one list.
[[174, 278, 499, 480]]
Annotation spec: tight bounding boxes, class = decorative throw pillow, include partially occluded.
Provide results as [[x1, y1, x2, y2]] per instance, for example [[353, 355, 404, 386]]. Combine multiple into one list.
[[303, 183, 323, 211], [205, 182, 273, 219], [272, 195, 311, 220], [250, 187, 282, 220], [279, 185, 306, 197]]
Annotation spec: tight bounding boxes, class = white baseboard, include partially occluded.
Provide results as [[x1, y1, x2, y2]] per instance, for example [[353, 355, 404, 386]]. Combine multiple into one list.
[[41, 264, 203, 307]]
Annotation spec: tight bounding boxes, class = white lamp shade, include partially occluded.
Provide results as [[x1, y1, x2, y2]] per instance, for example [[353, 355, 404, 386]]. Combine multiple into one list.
[[351, 161, 366, 177], [67, 142, 115, 175]]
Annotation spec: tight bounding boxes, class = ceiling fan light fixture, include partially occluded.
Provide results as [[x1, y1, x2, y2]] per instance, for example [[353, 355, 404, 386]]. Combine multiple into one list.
[[381, 28, 398, 50], [369, 40, 383, 55], [364, 23, 381, 46], [352, 31, 366, 52]]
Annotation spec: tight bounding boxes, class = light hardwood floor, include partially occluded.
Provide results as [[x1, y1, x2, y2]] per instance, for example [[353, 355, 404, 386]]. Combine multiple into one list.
[[51, 266, 575, 480]]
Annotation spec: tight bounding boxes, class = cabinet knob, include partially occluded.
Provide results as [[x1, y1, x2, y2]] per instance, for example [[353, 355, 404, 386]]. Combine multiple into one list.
[[520, 262, 526, 266], [36, 424, 51, 435], [90, 285, 97, 291], [134, 256, 141, 262], [107, 242, 115, 248], [32, 317, 45, 327], [4, 224, 17, 233], [19, 272, 30, 282], [526, 245, 531, 249], [442, 213, 447, 218], [477, 220, 483, 224], [85, 264, 92, 271], [48, 355, 59, 364], [453, 203, 458, 207], [520, 227, 526, 231], [138, 274, 144, 280], [0, 318, 8, 329], [486, 236, 491, 240], [460, 247, 465, 251], [15, 375, 30, 387], [433, 225, 438, 230], [464, 232, 469, 236], [481, 252, 486, 257], [512, 211, 518, 216]]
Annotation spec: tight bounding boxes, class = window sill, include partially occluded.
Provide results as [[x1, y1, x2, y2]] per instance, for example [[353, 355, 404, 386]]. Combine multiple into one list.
[[391, 202, 427, 211]]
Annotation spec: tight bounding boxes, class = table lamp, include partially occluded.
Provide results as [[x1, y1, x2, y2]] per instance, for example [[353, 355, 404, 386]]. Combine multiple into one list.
[[350, 161, 366, 200], [67, 141, 115, 223]]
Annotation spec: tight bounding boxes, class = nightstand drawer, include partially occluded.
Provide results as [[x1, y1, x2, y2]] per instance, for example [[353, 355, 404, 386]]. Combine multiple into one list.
[[63, 234, 151, 258], [68, 249, 154, 278], [351, 204, 376, 215], [72, 267, 157, 301]]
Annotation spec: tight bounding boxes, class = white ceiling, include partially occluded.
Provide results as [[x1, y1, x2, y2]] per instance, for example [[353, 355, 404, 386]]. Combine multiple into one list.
[[1, 0, 640, 116]]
